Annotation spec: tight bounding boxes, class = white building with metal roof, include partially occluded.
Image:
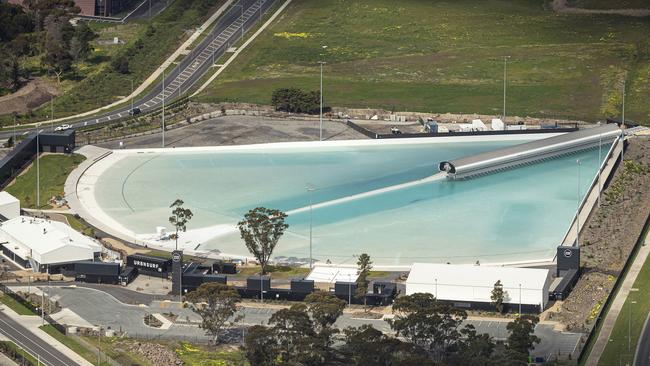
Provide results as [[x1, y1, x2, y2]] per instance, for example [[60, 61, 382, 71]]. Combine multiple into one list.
[[406, 263, 552, 312], [0, 216, 101, 271]]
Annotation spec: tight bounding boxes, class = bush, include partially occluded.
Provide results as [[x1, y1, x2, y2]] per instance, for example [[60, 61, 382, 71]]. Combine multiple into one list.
[[111, 56, 130, 74], [271, 87, 321, 114]]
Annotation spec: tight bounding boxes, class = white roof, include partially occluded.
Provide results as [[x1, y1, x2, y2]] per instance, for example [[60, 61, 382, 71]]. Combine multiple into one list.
[[0, 216, 101, 265], [306, 266, 359, 284], [407, 263, 549, 291], [0, 192, 19, 206]]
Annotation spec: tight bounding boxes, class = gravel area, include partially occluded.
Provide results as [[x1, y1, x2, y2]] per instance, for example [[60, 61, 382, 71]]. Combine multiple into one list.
[[95, 115, 367, 149]]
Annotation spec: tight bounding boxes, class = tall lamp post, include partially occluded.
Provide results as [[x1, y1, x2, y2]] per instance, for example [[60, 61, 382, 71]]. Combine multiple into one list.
[[503, 56, 510, 123], [36, 123, 40, 208], [318, 45, 327, 141], [576, 159, 582, 246], [518, 283, 522, 315], [131, 79, 134, 113], [306, 184, 316, 269], [628, 288, 639, 352], [162, 71, 165, 147]]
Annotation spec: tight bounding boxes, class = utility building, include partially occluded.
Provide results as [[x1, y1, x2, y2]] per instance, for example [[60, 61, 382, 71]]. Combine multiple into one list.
[[406, 263, 551, 313], [0, 216, 101, 271]]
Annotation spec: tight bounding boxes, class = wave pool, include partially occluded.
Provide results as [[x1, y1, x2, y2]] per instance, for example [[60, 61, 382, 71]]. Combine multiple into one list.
[[79, 135, 609, 266]]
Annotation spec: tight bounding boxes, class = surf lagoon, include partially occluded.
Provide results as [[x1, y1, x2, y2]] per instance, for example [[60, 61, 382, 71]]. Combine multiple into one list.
[[76, 135, 609, 266]]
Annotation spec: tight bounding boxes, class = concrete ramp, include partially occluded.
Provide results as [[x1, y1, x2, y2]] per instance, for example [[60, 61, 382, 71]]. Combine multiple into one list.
[[439, 124, 621, 179]]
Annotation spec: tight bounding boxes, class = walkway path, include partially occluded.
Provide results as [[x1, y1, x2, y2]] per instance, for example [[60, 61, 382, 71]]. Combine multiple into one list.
[[586, 234, 650, 365]]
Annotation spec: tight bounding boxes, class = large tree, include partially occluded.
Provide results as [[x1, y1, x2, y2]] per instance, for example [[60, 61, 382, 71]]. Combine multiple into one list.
[[243, 325, 278, 366], [355, 253, 372, 304], [237, 207, 288, 274], [169, 199, 193, 250], [506, 315, 540, 356], [305, 291, 346, 332], [390, 292, 469, 363], [491, 279, 505, 313], [185, 283, 241, 344], [343, 324, 436, 366]]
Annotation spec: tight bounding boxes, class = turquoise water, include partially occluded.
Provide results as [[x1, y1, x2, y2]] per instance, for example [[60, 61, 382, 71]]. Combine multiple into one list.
[[93, 139, 608, 265]]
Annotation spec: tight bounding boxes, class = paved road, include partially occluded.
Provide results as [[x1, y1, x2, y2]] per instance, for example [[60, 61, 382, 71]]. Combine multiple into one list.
[[0, 311, 81, 366], [0, 0, 276, 140], [635, 313, 650, 366]]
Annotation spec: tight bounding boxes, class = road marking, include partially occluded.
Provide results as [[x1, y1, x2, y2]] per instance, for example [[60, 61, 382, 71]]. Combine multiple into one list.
[[107, 116, 112, 120]]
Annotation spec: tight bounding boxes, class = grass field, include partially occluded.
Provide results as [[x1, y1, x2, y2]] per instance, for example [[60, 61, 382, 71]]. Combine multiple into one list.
[[5, 153, 85, 209], [0, 341, 39, 365], [198, 0, 650, 124], [63, 214, 96, 237], [0, 293, 36, 316], [597, 225, 650, 365]]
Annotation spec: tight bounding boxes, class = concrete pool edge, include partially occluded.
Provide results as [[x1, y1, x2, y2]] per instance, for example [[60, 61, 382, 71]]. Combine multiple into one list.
[[67, 134, 570, 267]]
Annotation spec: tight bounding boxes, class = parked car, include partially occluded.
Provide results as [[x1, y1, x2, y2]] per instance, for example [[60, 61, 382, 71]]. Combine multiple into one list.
[[54, 124, 72, 131], [129, 107, 141, 116]]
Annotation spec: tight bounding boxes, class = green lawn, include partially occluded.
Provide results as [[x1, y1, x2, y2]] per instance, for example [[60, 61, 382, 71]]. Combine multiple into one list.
[[237, 265, 310, 279], [5, 153, 85, 209], [63, 214, 96, 237], [0, 293, 37, 316], [597, 224, 650, 365], [198, 0, 650, 124]]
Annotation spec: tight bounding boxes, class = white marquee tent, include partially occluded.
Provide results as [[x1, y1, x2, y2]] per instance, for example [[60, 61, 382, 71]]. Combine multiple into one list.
[[406, 263, 551, 311]]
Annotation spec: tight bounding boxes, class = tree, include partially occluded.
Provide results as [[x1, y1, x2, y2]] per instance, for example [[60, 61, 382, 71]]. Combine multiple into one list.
[[185, 283, 241, 344], [268, 304, 330, 364], [0, 3, 34, 43], [169, 199, 193, 250], [506, 315, 540, 355], [243, 325, 278, 366], [491, 279, 505, 313], [343, 324, 436, 366], [237, 207, 288, 274], [390, 292, 469, 362], [448, 325, 496, 366], [271, 87, 320, 114], [305, 291, 346, 332], [69, 22, 97, 61], [111, 55, 130, 74], [355, 253, 373, 304]]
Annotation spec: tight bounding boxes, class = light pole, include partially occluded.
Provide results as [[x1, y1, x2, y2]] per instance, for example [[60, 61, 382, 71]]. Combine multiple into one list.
[[97, 325, 102, 366], [598, 133, 602, 206], [435, 278, 438, 299], [628, 299, 637, 352], [36, 123, 40, 208], [503, 56, 507, 121], [576, 159, 581, 246], [518, 283, 522, 315], [131, 79, 134, 113], [348, 274, 352, 306], [306, 185, 315, 269], [162, 71, 165, 147], [318, 45, 327, 141], [50, 96, 54, 131]]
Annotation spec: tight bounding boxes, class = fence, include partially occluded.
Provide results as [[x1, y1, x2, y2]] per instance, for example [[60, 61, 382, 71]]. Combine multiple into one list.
[[0, 282, 68, 335]]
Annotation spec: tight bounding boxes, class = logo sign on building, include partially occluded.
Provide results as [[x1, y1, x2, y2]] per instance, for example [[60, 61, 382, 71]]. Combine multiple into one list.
[[563, 249, 573, 258], [172, 253, 181, 262]]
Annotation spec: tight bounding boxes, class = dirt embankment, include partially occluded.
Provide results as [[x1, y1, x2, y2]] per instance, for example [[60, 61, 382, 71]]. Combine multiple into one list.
[[553, 138, 650, 331], [0, 78, 60, 115]]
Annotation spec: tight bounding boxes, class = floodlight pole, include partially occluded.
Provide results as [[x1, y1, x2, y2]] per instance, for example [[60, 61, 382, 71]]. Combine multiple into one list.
[[162, 71, 165, 148], [598, 133, 602, 206], [576, 159, 581, 246], [319, 61, 326, 141], [435, 278, 438, 299], [503, 56, 509, 123], [518, 283, 522, 315], [307, 185, 315, 269], [36, 124, 40, 208], [131, 79, 134, 113]]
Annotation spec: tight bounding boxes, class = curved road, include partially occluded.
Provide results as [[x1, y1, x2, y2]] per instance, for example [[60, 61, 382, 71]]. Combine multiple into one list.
[[0, 0, 276, 139]]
